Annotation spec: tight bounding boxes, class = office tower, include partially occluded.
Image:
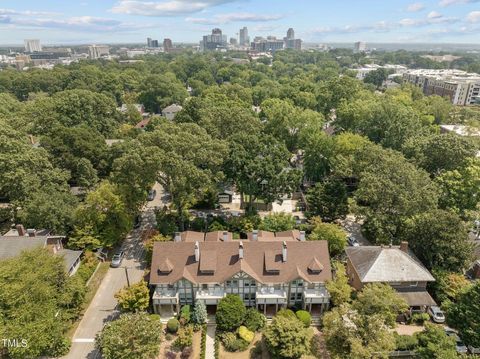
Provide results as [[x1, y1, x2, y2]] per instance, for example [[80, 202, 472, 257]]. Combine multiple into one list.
[[354, 41, 367, 53], [239, 27, 249, 46], [200, 28, 227, 51], [286, 28, 295, 40], [251, 36, 284, 52], [88, 45, 110, 59], [147, 37, 152, 47], [24, 39, 42, 53], [163, 38, 173, 52], [151, 40, 159, 48]]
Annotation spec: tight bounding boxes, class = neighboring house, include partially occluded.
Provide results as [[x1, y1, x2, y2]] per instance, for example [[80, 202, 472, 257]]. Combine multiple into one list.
[[118, 103, 149, 117], [105, 139, 124, 147], [134, 118, 151, 129], [0, 225, 82, 276], [218, 189, 234, 204], [162, 104, 183, 120], [150, 230, 331, 318], [345, 242, 436, 314]]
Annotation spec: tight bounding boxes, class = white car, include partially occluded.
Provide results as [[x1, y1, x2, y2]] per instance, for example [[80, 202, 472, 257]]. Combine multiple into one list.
[[427, 305, 445, 323]]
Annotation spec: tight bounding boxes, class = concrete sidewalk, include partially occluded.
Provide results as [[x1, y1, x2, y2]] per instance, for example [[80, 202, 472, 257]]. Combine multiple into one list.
[[205, 324, 216, 359]]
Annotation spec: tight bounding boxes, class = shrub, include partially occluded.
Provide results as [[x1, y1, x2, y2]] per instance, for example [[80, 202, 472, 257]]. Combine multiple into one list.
[[181, 346, 193, 359], [216, 294, 246, 331], [180, 305, 191, 324], [221, 332, 249, 352], [276, 308, 296, 320], [165, 333, 173, 341], [243, 308, 266, 332], [295, 310, 311, 327], [410, 312, 430, 325], [394, 333, 419, 351], [192, 300, 207, 325], [173, 326, 194, 350], [150, 314, 161, 321], [167, 318, 180, 333], [238, 326, 255, 343], [166, 351, 177, 359], [200, 325, 207, 359]]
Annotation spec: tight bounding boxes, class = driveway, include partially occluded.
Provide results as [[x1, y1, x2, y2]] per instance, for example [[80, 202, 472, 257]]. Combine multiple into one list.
[[339, 214, 370, 246], [62, 209, 155, 359], [145, 181, 170, 209]]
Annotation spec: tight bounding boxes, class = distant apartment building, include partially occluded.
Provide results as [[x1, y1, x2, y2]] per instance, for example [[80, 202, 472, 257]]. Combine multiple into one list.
[[163, 38, 173, 52], [24, 39, 42, 53], [200, 28, 228, 51], [147, 38, 159, 48], [239, 27, 250, 47], [150, 230, 331, 318], [354, 41, 367, 53], [356, 64, 407, 80], [403, 69, 480, 106], [251, 36, 284, 52], [88, 45, 110, 59]]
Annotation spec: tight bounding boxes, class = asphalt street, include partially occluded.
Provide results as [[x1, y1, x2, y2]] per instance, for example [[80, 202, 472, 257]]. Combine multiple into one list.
[[62, 209, 155, 359]]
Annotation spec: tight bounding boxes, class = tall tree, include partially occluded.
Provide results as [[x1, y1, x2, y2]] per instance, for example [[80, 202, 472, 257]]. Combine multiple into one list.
[[415, 323, 458, 359], [326, 261, 352, 306], [306, 178, 349, 221], [115, 280, 150, 313]]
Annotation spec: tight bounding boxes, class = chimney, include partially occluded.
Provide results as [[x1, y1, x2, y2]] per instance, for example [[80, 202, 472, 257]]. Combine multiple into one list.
[[174, 232, 181, 242], [194, 241, 200, 262], [27, 229, 36, 237], [252, 230, 258, 241], [400, 241, 408, 253], [16, 224, 26, 236], [239, 241, 244, 259], [282, 241, 287, 262], [299, 230, 306, 241], [223, 231, 229, 241]]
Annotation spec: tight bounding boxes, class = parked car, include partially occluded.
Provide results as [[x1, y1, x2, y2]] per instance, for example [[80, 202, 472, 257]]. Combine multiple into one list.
[[445, 328, 468, 354], [427, 305, 445, 323], [347, 236, 360, 247], [147, 189, 157, 201], [110, 251, 125, 268]]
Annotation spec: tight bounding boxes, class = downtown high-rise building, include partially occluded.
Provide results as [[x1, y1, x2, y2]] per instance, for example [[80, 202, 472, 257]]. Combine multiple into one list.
[[239, 27, 249, 47], [88, 45, 110, 59], [354, 41, 367, 53], [163, 38, 173, 52], [284, 28, 302, 50], [200, 28, 227, 51], [24, 39, 42, 53], [147, 38, 159, 48]]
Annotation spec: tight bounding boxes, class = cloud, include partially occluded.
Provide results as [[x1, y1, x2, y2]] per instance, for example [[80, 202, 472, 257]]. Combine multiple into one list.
[[427, 11, 442, 18], [466, 10, 480, 22], [186, 12, 283, 25], [407, 2, 425, 12], [439, 0, 480, 6], [111, 0, 239, 16]]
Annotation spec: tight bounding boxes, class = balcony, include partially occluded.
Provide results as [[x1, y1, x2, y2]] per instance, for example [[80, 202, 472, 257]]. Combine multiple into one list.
[[152, 289, 179, 305], [256, 287, 287, 305], [195, 288, 225, 305], [303, 287, 330, 304]]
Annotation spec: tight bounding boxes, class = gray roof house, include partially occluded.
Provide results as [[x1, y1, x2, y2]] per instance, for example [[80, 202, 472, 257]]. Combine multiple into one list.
[[0, 226, 82, 276], [346, 242, 436, 310]]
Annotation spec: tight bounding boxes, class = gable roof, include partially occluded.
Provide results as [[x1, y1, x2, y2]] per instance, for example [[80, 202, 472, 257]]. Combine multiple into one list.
[[346, 246, 435, 283], [0, 237, 47, 260], [150, 240, 331, 285]]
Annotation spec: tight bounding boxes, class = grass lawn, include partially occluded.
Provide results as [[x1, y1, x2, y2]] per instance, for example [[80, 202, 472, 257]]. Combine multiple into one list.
[[66, 262, 110, 338]]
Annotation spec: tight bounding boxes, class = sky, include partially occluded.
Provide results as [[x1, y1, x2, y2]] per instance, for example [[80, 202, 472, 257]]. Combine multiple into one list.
[[0, 0, 479, 45]]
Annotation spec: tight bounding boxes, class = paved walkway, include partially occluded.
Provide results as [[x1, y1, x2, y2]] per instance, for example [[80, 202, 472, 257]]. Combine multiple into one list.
[[62, 209, 154, 359], [205, 324, 216, 359]]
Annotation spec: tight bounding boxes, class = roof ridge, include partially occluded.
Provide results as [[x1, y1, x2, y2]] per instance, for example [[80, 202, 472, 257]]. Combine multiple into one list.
[[357, 247, 382, 281]]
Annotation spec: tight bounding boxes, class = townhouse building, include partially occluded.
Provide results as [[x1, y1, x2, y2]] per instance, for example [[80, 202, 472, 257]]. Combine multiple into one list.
[[150, 230, 331, 318]]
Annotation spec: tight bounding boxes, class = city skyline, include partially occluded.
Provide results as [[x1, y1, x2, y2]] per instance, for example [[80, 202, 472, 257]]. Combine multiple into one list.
[[0, 0, 479, 45]]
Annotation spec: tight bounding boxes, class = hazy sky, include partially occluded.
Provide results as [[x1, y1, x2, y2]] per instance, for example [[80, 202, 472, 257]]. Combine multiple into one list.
[[0, 0, 479, 45]]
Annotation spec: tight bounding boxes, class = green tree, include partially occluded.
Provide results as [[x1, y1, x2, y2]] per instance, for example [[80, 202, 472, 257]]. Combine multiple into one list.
[[138, 73, 188, 113], [260, 212, 296, 232], [95, 312, 162, 359], [415, 323, 457, 359], [326, 261, 352, 306], [353, 283, 409, 328], [323, 304, 396, 359], [306, 178, 349, 221], [224, 133, 302, 212], [431, 269, 473, 304], [0, 249, 85, 359], [243, 308, 266, 332], [447, 281, 480, 347], [192, 300, 207, 325], [403, 209, 473, 272], [216, 294, 246, 331], [308, 217, 347, 257], [115, 280, 150, 312], [363, 68, 390, 88], [73, 181, 131, 249], [402, 133, 477, 175], [264, 315, 313, 359], [141, 121, 227, 229]]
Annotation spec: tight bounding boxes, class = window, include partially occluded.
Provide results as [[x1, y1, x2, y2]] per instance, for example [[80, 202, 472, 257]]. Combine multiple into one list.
[[409, 282, 418, 287], [202, 284, 208, 290]]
